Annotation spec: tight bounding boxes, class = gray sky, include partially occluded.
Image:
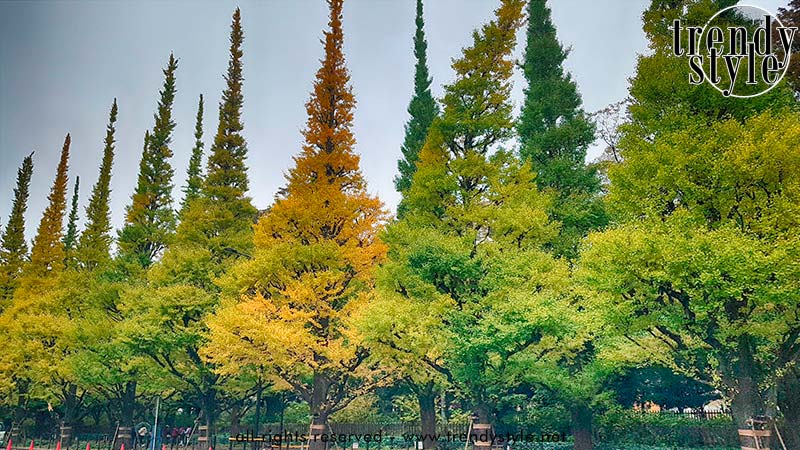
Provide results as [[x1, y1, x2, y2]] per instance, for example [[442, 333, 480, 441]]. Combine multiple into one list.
[[0, 0, 787, 241]]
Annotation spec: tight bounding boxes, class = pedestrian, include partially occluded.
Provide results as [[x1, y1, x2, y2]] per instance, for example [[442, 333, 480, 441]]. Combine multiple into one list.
[[163, 426, 171, 450], [137, 426, 148, 449], [171, 427, 179, 450]]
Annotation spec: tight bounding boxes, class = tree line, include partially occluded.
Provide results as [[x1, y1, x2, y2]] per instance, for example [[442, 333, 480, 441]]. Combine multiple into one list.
[[1, 1, 799, 450]]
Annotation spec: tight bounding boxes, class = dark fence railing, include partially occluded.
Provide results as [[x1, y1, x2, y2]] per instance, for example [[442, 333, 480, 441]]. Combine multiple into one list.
[[8, 434, 114, 450], [6, 410, 734, 450], [7, 432, 203, 450], [226, 422, 560, 450], [249, 422, 471, 439], [638, 410, 731, 420]]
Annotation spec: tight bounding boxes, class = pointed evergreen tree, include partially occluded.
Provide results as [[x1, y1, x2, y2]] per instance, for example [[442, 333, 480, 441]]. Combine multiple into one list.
[[180, 6, 256, 259], [65, 104, 140, 447], [0, 139, 93, 443], [180, 94, 205, 214], [118, 54, 178, 268], [64, 177, 80, 250], [204, 8, 253, 216], [25, 134, 71, 280], [78, 99, 118, 270], [388, 1, 444, 443], [518, 0, 604, 258], [0, 153, 34, 305], [120, 10, 256, 436], [362, 0, 566, 437], [62, 176, 80, 267], [519, 0, 594, 170], [395, 0, 439, 216]]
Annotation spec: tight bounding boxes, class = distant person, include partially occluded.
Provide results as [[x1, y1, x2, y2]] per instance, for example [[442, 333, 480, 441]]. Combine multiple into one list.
[[171, 427, 180, 449], [137, 426, 148, 449]]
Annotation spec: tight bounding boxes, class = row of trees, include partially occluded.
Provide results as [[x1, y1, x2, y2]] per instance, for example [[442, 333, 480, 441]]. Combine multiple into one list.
[[1, 1, 799, 450]]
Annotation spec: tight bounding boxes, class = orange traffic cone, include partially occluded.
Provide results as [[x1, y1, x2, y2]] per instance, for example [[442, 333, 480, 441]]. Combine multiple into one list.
[[55, 441, 61, 450], [86, 443, 90, 450], [28, 439, 34, 450], [162, 445, 166, 450], [5, 439, 11, 450], [120, 444, 124, 450]]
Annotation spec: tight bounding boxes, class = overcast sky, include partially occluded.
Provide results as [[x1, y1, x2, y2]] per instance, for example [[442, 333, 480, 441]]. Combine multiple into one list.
[[0, 0, 788, 241]]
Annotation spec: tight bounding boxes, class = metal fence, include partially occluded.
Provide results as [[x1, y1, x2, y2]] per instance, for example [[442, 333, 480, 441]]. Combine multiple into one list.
[[6, 411, 733, 450], [640, 410, 731, 420], [6, 433, 204, 450], [247, 422, 471, 439]]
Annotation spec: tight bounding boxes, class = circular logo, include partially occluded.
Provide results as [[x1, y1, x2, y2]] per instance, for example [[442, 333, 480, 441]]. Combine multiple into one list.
[[699, 4, 792, 98]]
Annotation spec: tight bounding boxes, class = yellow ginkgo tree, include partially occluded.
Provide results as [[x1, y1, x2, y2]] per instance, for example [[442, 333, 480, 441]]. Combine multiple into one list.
[[204, 1, 388, 448]]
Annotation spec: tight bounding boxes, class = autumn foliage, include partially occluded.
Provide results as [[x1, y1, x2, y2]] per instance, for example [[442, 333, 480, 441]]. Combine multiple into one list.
[[25, 134, 71, 282], [2, 2, 800, 450], [205, 0, 387, 439]]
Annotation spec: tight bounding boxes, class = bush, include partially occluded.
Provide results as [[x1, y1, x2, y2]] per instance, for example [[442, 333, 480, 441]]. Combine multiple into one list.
[[595, 445, 738, 450], [282, 401, 311, 423], [331, 395, 392, 424], [595, 408, 737, 447], [500, 403, 571, 437]]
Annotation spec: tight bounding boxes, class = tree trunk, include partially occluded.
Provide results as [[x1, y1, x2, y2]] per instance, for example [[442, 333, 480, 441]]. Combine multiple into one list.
[[473, 403, 490, 424], [253, 383, 264, 437], [570, 404, 593, 450], [721, 336, 772, 450], [60, 384, 80, 447], [730, 377, 764, 428], [417, 382, 438, 450], [229, 402, 241, 437], [728, 336, 766, 428], [121, 381, 137, 424], [440, 392, 449, 423], [470, 403, 493, 450], [202, 388, 219, 444], [117, 381, 137, 450], [778, 366, 800, 450], [308, 373, 330, 450], [9, 380, 29, 444]]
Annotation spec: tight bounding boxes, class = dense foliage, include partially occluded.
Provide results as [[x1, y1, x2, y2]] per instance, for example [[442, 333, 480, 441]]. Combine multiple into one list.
[[205, 5, 387, 450], [0, 2, 797, 450]]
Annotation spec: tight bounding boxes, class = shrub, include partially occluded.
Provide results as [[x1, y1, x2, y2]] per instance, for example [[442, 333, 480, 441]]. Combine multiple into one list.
[[595, 408, 737, 447]]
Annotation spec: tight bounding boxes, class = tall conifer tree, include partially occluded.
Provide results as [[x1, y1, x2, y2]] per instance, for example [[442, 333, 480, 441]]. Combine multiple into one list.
[[395, 0, 439, 216], [180, 94, 205, 214], [0, 153, 34, 305], [175, 7, 255, 262], [62, 176, 80, 266], [25, 134, 71, 280], [388, 1, 442, 443], [519, 0, 594, 172], [67, 104, 141, 447], [1, 136, 91, 443], [118, 55, 178, 268], [205, 3, 387, 448], [203, 8, 254, 224], [518, 0, 604, 258], [123, 10, 256, 435], [78, 100, 118, 269], [362, 0, 567, 436]]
